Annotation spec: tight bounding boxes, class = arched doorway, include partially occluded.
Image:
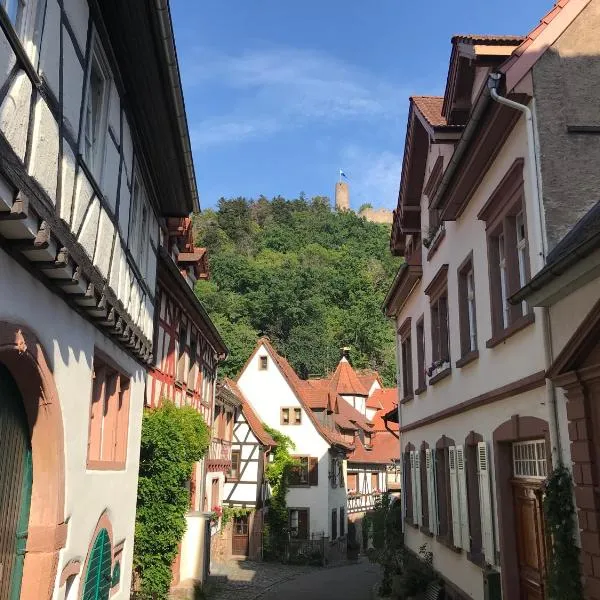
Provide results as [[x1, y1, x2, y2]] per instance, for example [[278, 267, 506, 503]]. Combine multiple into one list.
[[0, 362, 33, 600]]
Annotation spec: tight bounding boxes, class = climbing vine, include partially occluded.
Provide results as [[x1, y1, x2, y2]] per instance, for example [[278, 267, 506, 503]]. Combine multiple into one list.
[[133, 401, 210, 599], [222, 506, 252, 528], [543, 466, 583, 600], [262, 424, 297, 559]]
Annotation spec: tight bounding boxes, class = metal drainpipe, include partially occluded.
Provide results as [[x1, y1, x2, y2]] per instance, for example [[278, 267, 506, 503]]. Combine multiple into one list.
[[488, 73, 562, 467]]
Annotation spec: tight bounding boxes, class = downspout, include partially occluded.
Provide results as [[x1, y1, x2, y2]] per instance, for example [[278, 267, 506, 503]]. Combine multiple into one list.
[[488, 73, 562, 467]]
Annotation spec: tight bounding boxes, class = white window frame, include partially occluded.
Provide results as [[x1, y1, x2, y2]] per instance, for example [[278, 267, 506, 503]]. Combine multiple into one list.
[[82, 33, 111, 182], [466, 269, 477, 352], [498, 233, 509, 329], [512, 440, 547, 479], [515, 211, 528, 316]]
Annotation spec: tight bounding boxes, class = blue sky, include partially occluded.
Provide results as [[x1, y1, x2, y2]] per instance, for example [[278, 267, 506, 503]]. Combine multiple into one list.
[[171, 0, 552, 211]]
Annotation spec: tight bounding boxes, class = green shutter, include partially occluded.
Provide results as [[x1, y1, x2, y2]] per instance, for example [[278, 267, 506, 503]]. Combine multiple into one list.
[[82, 528, 112, 600]]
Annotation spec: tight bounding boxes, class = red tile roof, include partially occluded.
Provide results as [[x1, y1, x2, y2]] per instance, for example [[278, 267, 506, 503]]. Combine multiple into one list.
[[335, 395, 373, 433], [177, 248, 207, 262], [348, 431, 399, 464], [370, 388, 399, 432], [411, 96, 447, 128], [357, 370, 381, 394], [223, 379, 276, 447], [329, 357, 369, 396]]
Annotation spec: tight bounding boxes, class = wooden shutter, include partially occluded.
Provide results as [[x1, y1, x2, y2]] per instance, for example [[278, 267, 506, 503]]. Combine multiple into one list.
[[478, 441, 495, 564], [456, 445, 470, 550], [414, 452, 422, 527], [449, 446, 461, 546], [410, 451, 417, 525], [309, 457, 318, 486], [426, 449, 439, 535], [298, 509, 309, 540]]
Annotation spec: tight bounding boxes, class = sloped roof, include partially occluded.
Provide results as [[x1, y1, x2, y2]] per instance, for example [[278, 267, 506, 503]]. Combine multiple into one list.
[[348, 431, 399, 465], [243, 338, 352, 450], [223, 378, 276, 447], [411, 96, 448, 128], [451, 34, 525, 44], [329, 357, 369, 396], [336, 395, 373, 433], [357, 370, 381, 394], [370, 388, 400, 432]]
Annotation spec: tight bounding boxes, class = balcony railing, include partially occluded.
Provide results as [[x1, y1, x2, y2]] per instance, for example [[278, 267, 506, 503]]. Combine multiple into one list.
[[347, 491, 382, 514], [208, 438, 232, 462]]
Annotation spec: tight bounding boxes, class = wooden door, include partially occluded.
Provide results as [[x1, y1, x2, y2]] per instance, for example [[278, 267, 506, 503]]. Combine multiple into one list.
[[512, 480, 547, 600], [232, 515, 249, 556], [0, 364, 32, 600]]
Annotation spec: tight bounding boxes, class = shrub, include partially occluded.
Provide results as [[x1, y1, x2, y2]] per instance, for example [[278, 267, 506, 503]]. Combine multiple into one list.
[[133, 401, 210, 598]]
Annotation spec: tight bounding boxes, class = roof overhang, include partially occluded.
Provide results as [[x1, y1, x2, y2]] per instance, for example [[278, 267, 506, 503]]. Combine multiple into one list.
[[92, 0, 199, 216], [158, 247, 228, 357], [383, 259, 423, 318]]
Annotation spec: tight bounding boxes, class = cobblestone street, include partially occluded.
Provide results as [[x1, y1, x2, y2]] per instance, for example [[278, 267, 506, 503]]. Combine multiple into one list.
[[206, 558, 379, 600]]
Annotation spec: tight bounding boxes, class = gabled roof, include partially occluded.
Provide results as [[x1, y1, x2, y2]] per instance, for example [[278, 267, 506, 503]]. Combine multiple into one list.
[[357, 370, 381, 395], [348, 431, 399, 465], [223, 379, 277, 447], [335, 395, 373, 433], [500, 0, 590, 90], [240, 338, 352, 451], [412, 96, 450, 129], [329, 357, 369, 397], [370, 388, 400, 432]]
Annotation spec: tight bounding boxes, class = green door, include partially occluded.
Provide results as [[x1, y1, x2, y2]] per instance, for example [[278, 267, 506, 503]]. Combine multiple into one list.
[[0, 363, 33, 600], [82, 529, 112, 600]]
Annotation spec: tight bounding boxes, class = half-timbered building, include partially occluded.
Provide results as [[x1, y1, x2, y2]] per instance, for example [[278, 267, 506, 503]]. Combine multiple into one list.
[[0, 0, 202, 598], [219, 379, 276, 560], [148, 215, 227, 591], [384, 2, 600, 598]]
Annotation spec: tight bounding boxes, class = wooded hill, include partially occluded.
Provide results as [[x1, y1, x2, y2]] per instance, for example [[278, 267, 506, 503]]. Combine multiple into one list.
[[193, 195, 401, 385]]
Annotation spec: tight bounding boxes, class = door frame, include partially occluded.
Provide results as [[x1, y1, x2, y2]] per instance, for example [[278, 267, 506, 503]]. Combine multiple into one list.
[[493, 415, 551, 600], [0, 322, 66, 600]]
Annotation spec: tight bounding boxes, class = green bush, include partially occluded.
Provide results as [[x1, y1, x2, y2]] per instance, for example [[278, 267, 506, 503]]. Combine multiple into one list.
[[133, 401, 210, 598]]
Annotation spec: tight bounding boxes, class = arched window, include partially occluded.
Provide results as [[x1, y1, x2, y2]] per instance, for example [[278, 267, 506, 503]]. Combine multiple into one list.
[[82, 528, 112, 600]]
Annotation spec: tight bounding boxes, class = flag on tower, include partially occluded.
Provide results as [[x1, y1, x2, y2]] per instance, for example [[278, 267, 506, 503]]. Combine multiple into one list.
[[339, 169, 348, 182]]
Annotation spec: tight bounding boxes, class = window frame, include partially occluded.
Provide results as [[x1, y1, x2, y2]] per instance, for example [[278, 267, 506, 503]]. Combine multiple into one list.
[[415, 316, 426, 393], [288, 508, 309, 539], [425, 265, 450, 383], [87, 352, 131, 470], [289, 455, 310, 487], [398, 317, 413, 402], [331, 508, 338, 541], [457, 252, 479, 366], [81, 33, 112, 182], [281, 406, 301, 425], [478, 159, 534, 347], [339, 507, 345, 538], [228, 449, 241, 481], [259, 355, 268, 370]]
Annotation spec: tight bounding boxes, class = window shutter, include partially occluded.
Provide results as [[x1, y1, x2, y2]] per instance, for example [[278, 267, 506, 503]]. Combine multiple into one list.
[[449, 446, 461, 546], [456, 445, 470, 550], [309, 457, 319, 486], [410, 451, 418, 525], [414, 452, 422, 527], [426, 449, 438, 534], [478, 441, 495, 564]]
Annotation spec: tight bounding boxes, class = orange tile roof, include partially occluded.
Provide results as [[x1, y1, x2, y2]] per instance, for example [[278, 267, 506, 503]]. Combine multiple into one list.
[[411, 96, 448, 128], [370, 388, 399, 432], [451, 34, 525, 44], [223, 379, 276, 447], [336, 395, 373, 432], [329, 357, 369, 396], [357, 370, 381, 394], [348, 431, 399, 464]]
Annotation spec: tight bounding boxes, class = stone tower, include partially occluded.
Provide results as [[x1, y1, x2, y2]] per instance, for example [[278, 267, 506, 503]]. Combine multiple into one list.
[[335, 182, 350, 211]]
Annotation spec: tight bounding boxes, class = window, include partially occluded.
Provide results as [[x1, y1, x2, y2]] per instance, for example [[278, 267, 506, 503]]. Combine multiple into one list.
[[425, 265, 450, 379], [435, 445, 452, 543], [288, 509, 309, 539], [371, 472, 378, 492], [88, 356, 130, 469], [403, 450, 413, 523], [187, 332, 197, 390], [340, 508, 345, 538], [401, 335, 413, 400], [512, 440, 547, 478], [1, 0, 25, 32], [176, 322, 187, 382], [83, 43, 110, 179], [289, 456, 318, 486], [331, 508, 338, 540], [347, 472, 358, 493], [229, 450, 241, 481], [259, 355, 268, 370], [458, 255, 478, 359], [479, 159, 531, 340], [416, 317, 426, 391], [330, 457, 338, 487], [281, 406, 301, 425]]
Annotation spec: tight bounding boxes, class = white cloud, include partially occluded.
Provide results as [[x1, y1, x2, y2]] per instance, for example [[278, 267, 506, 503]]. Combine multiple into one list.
[[184, 45, 405, 148], [340, 146, 402, 209]]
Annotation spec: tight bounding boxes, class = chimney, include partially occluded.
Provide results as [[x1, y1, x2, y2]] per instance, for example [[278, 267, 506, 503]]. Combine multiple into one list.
[[335, 182, 349, 211]]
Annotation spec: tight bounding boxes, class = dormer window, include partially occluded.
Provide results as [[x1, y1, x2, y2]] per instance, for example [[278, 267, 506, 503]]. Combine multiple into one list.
[[259, 356, 268, 370]]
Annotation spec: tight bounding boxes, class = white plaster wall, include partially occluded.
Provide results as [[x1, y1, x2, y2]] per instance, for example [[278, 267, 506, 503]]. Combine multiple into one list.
[[401, 386, 548, 599], [0, 249, 144, 600], [179, 514, 209, 583], [238, 343, 332, 537], [225, 416, 261, 505], [398, 118, 547, 428]]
